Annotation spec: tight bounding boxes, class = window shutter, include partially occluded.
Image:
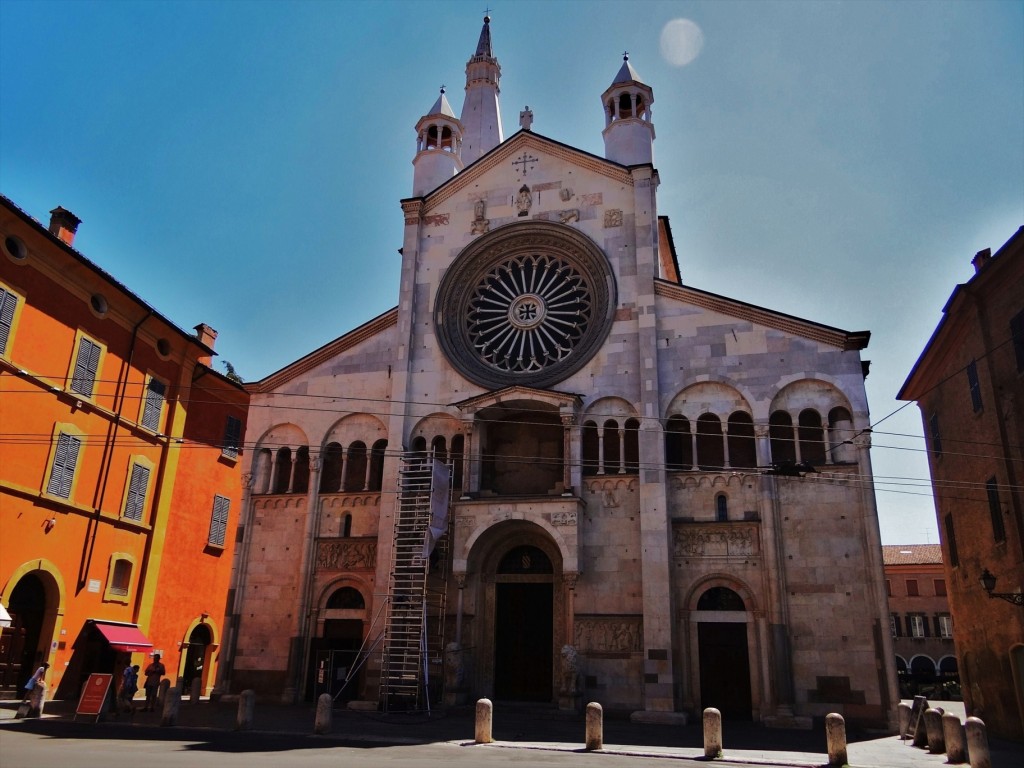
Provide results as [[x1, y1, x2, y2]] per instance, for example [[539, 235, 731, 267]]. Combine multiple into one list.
[[932, 615, 941, 637], [0, 287, 16, 354], [123, 463, 150, 521], [209, 495, 230, 546], [141, 378, 166, 431], [922, 615, 930, 637], [47, 432, 81, 498], [904, 616, 914, 637], [71, 338, 101, 396], [891, 614, 901, 637]]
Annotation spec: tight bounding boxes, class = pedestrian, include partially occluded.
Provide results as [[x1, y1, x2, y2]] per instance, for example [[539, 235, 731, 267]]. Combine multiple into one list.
[[143, 653, 165, 712], [119, 663, 140, 713], [21, 662, 48, 702]]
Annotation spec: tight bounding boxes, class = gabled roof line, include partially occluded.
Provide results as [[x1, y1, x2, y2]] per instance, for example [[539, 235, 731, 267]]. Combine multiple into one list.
[[248, 307, 398, 393], [655, 280, 869, 350]]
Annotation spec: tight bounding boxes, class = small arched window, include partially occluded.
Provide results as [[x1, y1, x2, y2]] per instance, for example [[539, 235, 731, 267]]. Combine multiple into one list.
[[727, 412, 756, 469], [293, 446, 310, 494], [343, 442, 367, 492], [440, 126, 453, 151], [425, 125, 439, 150], [273, 447, 292, 494], [342, 513, 352, 538], [769, 411, 795, 465], [451, 434, 465, 490], [798, 409, 826, 465], [582, 420, 599, 476], [327, 587, 365, 610], [320, 442, 344, 493], [696, 414, 724, 470], [431, 435, 448, 466], [715, 494, 728, 522], [603, 419, 620, 473], [369, 440, 387, 491], [618, 92, 632, 119], [665, 415, 692, 471]]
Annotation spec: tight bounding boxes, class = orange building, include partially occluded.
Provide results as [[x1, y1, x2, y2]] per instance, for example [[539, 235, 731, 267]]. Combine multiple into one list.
[[0, 196, 248, 702]]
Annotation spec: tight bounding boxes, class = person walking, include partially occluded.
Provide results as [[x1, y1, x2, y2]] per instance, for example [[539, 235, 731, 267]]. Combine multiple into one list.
[[143, 654, 165, 712], [119, 664, 140, 713]]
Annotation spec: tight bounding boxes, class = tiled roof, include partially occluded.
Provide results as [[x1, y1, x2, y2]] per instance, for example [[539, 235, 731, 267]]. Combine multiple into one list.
[[882, 544, 943, 565]]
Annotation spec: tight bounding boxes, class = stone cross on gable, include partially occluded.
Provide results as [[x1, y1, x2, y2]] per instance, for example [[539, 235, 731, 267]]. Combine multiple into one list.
[[519, 105, 534, 131]]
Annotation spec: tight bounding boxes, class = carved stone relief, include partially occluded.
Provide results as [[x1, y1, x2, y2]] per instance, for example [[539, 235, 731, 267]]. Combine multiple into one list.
[[316, 539, 377, 570], [672, 524, 758, 558], [574, 617, 642, 653], [551, 510, 578, 526], [603, 209, 623, 228]]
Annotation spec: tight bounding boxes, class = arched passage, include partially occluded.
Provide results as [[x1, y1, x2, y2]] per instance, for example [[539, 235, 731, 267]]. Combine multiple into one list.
[[694, 586, 753, 720]]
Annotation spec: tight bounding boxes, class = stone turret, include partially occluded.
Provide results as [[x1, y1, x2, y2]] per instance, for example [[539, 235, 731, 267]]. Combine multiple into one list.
[[412, 87, 464, 197], [601, 54, 655, 166], [459, 15, 503, 167]]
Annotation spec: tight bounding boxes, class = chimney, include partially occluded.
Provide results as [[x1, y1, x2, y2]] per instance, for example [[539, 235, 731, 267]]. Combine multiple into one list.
[[193, 323, 218, 366], [48, 207, 81, 246], [972, 248, 991, 274]]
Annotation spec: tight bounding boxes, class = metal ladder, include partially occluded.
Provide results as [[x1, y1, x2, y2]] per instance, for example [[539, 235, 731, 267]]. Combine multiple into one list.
[[379, 454, 451, 711]]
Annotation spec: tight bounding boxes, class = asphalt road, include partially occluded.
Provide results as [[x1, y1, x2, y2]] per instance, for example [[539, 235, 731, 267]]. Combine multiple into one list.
[[0, 725, 753, 768]]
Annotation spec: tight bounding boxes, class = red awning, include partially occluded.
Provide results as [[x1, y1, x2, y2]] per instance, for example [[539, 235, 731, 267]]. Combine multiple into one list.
[[93, 622, 153, 653]]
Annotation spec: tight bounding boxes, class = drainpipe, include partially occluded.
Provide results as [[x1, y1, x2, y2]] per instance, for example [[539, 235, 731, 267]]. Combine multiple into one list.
[[80, 310, 152, 592]]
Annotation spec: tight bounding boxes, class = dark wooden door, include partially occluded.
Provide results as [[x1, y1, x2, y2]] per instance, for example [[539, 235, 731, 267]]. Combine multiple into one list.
[[494, 583, 552, 701], [698, 622, 752, 719]]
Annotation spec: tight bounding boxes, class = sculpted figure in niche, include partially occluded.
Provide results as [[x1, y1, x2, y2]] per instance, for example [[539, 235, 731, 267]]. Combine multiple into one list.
[[472, 198, 490, 234], [516, 185, 533, 217], [560, 645, 579, 695]]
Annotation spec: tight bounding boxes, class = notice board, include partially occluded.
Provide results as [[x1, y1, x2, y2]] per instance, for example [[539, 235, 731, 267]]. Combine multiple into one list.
[[75, 673, 113, 721]]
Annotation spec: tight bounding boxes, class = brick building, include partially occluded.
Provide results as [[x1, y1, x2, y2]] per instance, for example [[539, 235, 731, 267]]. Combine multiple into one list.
[[0, 196, 248, 701], [898, 226, 1024, 740], [882, 544, 958, 699]]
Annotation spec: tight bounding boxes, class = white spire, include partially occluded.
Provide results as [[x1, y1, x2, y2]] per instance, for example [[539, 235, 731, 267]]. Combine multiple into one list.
[[459, 15, 503, 166], [601, 53, 655, 166], [413, 87, 464, 196]]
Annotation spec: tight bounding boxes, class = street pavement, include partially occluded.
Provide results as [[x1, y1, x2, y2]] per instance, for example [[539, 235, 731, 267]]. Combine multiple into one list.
[[1, 696, 1021, 768]]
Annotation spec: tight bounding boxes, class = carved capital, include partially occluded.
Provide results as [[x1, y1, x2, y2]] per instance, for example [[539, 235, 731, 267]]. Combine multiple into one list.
[[563, 572, 579, 590]]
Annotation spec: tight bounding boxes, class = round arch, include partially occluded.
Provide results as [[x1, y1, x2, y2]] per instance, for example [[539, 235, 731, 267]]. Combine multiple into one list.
[[1, 559, 67, 686]]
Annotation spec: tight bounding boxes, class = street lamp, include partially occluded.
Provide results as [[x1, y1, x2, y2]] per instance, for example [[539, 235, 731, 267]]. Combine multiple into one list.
[[980, 569, 1024, 606]]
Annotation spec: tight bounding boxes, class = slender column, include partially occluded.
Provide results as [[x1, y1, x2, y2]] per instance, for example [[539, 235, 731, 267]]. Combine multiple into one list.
[[722, 428, 731, 469], [615, 427, 624, 473], [791, 419, 802, 463], [822, 425, 833, 464], [754, 424, 772, 468], [455, 573, 466, 644], [690, 431, 699, 470], [461, 420, 475, 499], [564, 572, 578, 644], [363, 453, 372, 491], [596, 426, 606, 475], [561, 415, 574, 492], [268, 454, 280, 494], [287, 455, 297, 493]]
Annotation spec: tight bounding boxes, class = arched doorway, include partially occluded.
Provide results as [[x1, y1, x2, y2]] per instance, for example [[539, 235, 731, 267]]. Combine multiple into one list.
[[696, 586, 752, 719], [182, 624, 212, 695], [308, 586, 366, 703], [1, 574, 46, 692], [494, 545, 554, 701]]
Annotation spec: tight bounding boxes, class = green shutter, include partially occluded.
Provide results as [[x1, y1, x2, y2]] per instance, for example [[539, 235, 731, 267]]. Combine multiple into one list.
[[209, 495, 230, 546], [0, 288, 16, 355], [47, 432, 81, 498], [141, 378, 166, 431], [71, 338, 100, 396], [123, 463, 150, 521]]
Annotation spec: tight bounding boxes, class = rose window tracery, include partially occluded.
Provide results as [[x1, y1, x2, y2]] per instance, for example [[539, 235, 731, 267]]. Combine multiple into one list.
[[435, 221, 616, 389]]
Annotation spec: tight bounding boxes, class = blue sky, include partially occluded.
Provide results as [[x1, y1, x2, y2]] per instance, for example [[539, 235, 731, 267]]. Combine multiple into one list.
[[2, 0, 1021, 545]]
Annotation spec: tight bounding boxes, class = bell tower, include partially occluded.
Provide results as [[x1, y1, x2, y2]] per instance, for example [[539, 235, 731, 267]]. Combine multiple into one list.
[[412, 87, 464, 197], [601, 54, 655, 166], [459, 15, 503, 167]]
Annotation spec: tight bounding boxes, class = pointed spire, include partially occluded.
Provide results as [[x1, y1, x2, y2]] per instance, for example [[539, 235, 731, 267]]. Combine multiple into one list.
[[428, 86, 456, 119], [460, 14, 503, 166], [474, 14, 493, 58], [613, 52, 648, 86]]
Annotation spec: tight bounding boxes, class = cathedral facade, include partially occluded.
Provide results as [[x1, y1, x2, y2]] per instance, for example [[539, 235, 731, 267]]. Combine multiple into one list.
[[219, 18, 897, 728]]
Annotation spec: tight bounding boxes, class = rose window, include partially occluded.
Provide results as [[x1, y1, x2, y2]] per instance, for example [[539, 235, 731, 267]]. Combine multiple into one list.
[[435, 221, 616, 389]]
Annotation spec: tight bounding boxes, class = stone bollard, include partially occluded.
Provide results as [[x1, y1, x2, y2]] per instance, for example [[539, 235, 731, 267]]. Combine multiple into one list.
[[314, 693, 332, 735], [158, 678, 171, 709], [825, 712, 847, 767], [964, 717, 991, 768], [897, 702, 911, 739], [924, 707, 945, 754], [703, 707, 723, 759], [475, 698, 493, 744], [585, 702, 603, 751], [236, 689, 256, 731], [942, 712, 967, 764], [190, 677, 202, 703], [160, 686, 181, 727]]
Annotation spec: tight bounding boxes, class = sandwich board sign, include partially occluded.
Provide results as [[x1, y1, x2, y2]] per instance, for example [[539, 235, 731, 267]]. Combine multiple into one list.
[[75, 673, 112, 722]]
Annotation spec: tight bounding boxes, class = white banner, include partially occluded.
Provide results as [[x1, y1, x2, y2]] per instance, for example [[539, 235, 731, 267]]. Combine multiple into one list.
[[422, 458, 451, 558]]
